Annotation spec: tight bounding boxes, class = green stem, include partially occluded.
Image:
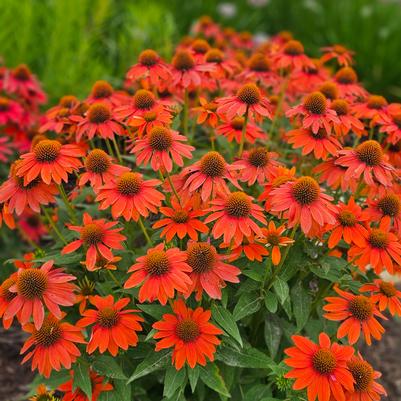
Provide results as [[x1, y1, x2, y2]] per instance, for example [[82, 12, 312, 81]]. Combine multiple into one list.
[[183, 88, 189, 137], [112, 137, 123, 165], [138, 216, 152, 245], [58, 184, 77, 223], [105, 139, 115, 158], [166, 170, 181, 205], [238, 107, 249, 157], [42, 206, 68, 245], [107, 270, 122, 288]]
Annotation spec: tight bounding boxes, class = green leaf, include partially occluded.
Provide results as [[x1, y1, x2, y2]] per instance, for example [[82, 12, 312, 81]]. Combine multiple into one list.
[[243, 384, 273, 401], [233, 292, 261, 321], [264, 291, 278, 313], [137, 304, 166, 320], [127, 350, 171, 383], [291, 281, 311, 331], [164, 366, 187, 398], [73, 362, 92, 400], [216, 345, 273, 369], [98, 380, 131, 401], [212, 304, 243, 347], [187, 365, 200, 393], [264, 315, 282, 359], [199, 364, 230, 397], [93, 355, 126, 379], [273, 278, 289, 304]]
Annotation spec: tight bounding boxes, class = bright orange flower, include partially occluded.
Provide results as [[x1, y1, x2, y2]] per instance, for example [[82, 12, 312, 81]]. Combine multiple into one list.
[[334, 67, 368, 99], [96, 171, 164, 221], [239, 52, 278, 87], [85, 80, 128, 107], [185, 241, 240, 300], [75, 277, 96, 314], [270, 176, 336, 234], [331, 99, 364, 137], [124, 243, 192, 305], [222, 235, 269, 262], [205, 191, 266, 245], [77, 295, 143, 356], [284, 332, 354, 401], [325, 197, 368, 248], [192, 97, 219, 127], [131, 126, 194, 172], [79, 148, 129, 189], [153, 299, 222, 369], [127, 107, 172, 138], [348, 219, 401, 274], [21, 314, 85, 378], [360, 279, 401, 316], [59, 370, 113, 401], [376, 109, 401, 144], [4, 260, 76, 329], [29, 384, 56, 401], [152, 198, 208, 242], [273, 40, 314, 70], [216, 83, 272, 120], [216, 115, 265, 144], [323, 287, 386, 345], [345, 354, 386, 401], [352, 95, 389, 121], [320, 44, 355, 66], [259, 221, 294, 265], [0, 161, 58, 215], [16, 139, 84, 185], [0, 273, 18, 329], [204, 48, 239, 79], [62, 213, 126, 271]]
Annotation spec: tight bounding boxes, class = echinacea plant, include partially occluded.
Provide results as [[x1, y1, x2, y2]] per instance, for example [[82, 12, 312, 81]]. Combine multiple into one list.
[[2, 15, 401, 401]]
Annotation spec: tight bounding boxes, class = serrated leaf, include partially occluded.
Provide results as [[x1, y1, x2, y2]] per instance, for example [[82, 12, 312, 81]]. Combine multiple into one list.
[[211, 304, 243, 347], [127, 350, 171, 383], [73, 362, 92, 400], [264, 315, 282, 359], [164, 365, 186, 398], [216, 345, 273, 369], [233, 292, 261, 321], [93, 355, 126, 379], [291, 282, 311, 331], [199, 364, 230, 397], [264, 291, 278, 313], [273, 278, 289, 304]]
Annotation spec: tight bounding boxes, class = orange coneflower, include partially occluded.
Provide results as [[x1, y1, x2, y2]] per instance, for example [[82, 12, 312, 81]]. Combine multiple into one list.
[[334, 67, 368, 100], [320, 44, 355, 66], [0, 273, 18, 329], [204, 48, 239, 79], [239, 52, 278, 88], [127, 107, 173, 138], [345, 354, 386, 401], [323, 287, 386, 345], [216, 115, 265, 144], [273, 40, 314, 70], [15, 139, 84, 185], [79, 148, 129, 189], [192, 97, 219, 127], [96, 171, 165, 221], [124, 243, 192, 305], [20, 314, 85, 378], [348, 219, 401, 274], [62, 213, 126, 271], [153, 299, 222, 369], [360, 279, 401, 316], [131, 126, 194, 172], [29, 384, 57, 401], [77, 295, 143, 356], [325, 197, 368, 249], [185, 241, 240, 300], [375, 106, 401, 144], [205, 191, 266, 246], [222, 234, 269, 262], [331, 98, 364, 137], [75, 276, 96, 314], [284, 332, 355, 401], [152, 198, 208, 242], [85, 80, 128, 107], [270, 176, 336, 235], [335, 140, 394, 187], [352, 95, 389, 121], [59, 370, 113, 401], [0, 161, 58, 215], [216, 83, 272, 120], [4, 260, 76, 329]]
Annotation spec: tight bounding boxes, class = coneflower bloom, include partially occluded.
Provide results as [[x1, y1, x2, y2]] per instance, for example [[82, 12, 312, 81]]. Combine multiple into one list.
[[240, 53, 277, 87], [216, 83, 271, 120], [185, 241, 240, 300], [190, 38, 211, 62], [325, 197, 368, 248], [0, 96, 24, 125], [153, 299, 222, 369], [152, 199, 208, 242], [233, 147, 280, 185], [216, 116, 265, 144], [0, 162, 58, 215], [270, 176, 336, 234], [77, 295, 143, 356], [181, 151, 241, 202], [259, 221, 294, 265], [284, 332, 355, 401], [323, 287, 386, 345], [192, 97, 219, 127], [127, 107, 172, 138], [72, 102, 124, 141], [286, 92, 339, 134], [360, 279, 401, 316], [204, 48, 239, 79], [4, 260, 76, 329], [345, 355, 386, 401], [334, 67, 368, 99], [86, 80, 127, 107], [335, 140, 395, 187], [348, 220, 401, 274], [79, 148, 129, 189], [20, 314, 85, 378], [352, 95, 389, 121], [274, 40, 314, 70], [205, 191, 266, 245], [131, 126, 194, 172], [96, 171, 164, 221], [286, 128, 342, 160], [0, 274, 18, 329], [126, 49, 171, 86], [320, 44, 355, 66], [18, 210, 48, 244], [58, 370, 113, 401], [376, 110, 401, 144], [124, 243, 192, 305], [330, 99, 364, 137], [16, 139, 84, 185], [29, 384, 57, 401], [222, 235, 269, 262], [39, 107, 73, 135], [62, 213, 126, 271]]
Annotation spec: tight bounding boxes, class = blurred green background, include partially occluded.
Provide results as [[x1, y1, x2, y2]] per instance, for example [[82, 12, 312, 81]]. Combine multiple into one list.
[[1, 0, 401, 103], [1, 0, 400, 272]]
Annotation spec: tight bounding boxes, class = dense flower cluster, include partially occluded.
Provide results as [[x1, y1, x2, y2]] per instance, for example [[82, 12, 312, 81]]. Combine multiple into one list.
[[1, 16, 400, 401]]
